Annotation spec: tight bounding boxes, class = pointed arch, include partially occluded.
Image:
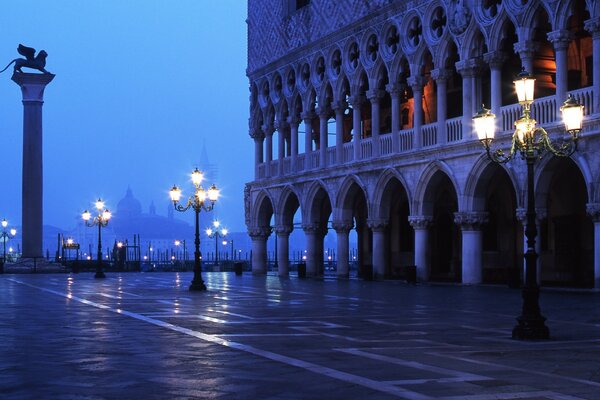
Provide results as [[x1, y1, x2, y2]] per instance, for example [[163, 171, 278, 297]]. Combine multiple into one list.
[[252, 190, 275, 229], [413, 160, 461, 215], [334, 174, 369, 222], [303, 179, 332, 224], [277, 185, 302, 228], [462, 155, 520, 211], [371, 168, 412, 219]]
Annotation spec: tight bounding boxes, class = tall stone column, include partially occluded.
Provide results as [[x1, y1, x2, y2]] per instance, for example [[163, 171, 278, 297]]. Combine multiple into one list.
[[366, 89, 384, 157], [301, 111, 315, 169], [12, 72, 55, 259], [249, 227, 270, 275], [454, 212, 488, 284], [317, 107, 329, 168], [456, 59, 481, 140], [288, 116, 299, 172], [585, 18, 600, 114], [369, 219, 388, 280], [333, 221, 352, 278], [408, 76, 426, 148], [302, 223, 320, 277], [276, 121, 288, 176], [275, 225, 292, 277], [514, 40, 539, 76], [484, 52, 506, 133], [587, 203, 600, 288], [262, 124, 274, 178], [548, 30, 573, 116], [349, 95, 364, 161], [431, 69, 449, 145], [251, 129, 264, 179], [386, 83, 401, 152], [409, 216, 432, 281], [332, 101, 346, 164]]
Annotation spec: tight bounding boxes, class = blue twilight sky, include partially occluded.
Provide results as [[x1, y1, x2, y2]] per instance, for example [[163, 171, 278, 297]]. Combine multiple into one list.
[[0, 0, 251, 232]]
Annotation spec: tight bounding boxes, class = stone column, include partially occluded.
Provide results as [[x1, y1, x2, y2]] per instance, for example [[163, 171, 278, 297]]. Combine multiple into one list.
[[332, 100, 346, 164], [587, 203, 600, 288], [454, 212, 488, 284], [484, 52, 506, 133], [301, 111, 315, 169], [408, 76, 427, 148], [276, 121, 288, 176], [366, 89, 384, 157], [249, 227, 270, 275], [12, 72, 55, 258], [386, 83, 401, 152], [514, 40, 539, 75], [251, 129, 264, 179], [409, 216, 432, 281], [431, 69, 449, 145], [302, 223, 320, 277], [332, 221, 353, 279], [275, 225, 292, 277], [288, 116, 299, 173], [262, 124, 274, 178], [317, 107, 329, 168], [585, 18, 600, 114], [548, 30, 573, 115], [456, 59, 482, 140], [368, 219, 388, 280], [349, 95, 364, 161]]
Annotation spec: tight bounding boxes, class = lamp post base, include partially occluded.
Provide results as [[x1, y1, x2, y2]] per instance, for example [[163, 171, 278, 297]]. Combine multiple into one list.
[[189, 280, 207, 291], [512, 317, 549, 340]]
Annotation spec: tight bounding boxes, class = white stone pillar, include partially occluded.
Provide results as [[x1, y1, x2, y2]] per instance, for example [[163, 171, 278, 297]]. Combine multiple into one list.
[[548, 30, 573, 116], [454, 212, 488, 284], [587, 203, 600, 288], [367, 89, 384, 157], [456, 60, 481, 140], [585, 18, 600, 114], [303, 224, 320, 277], [317, 107, 329, 168], [484, 52, 505, 133], [332, 101, 346, 164], [333, 222, 352, 279], [263, 124, 274, 178], [386, 84, 401, 152], [301, 111, 315, 169], [369, 219, 388, 280], [431, 69, 449, 145], [276, 121, 288, 176], [249, 227, 269, 275], [514, 40, 538, 76], [349, 95, 364, 161], [409, 216, 432, 281], [275, 225, 292, 277], [408, 76, 426, 148], [252, 130, 264, 179], [12, 72, 55, 258], [288, 117, 299, 173]]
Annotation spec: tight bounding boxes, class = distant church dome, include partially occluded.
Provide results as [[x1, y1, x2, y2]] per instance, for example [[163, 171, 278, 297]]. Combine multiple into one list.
[[117, 187, 142, 218]]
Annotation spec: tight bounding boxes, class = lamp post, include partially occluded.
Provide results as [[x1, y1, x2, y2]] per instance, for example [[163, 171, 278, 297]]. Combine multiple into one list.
[[82, 199, 112, 279], [169, 168, 219, 291], [1, 219, 17, 263], [206, 220, 227, 266], [473, 70, 584, 340], [224, 239, 234, 260]]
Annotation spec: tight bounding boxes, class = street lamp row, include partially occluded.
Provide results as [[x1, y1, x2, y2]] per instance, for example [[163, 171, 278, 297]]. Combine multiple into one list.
[[81, 199, 111, 279]]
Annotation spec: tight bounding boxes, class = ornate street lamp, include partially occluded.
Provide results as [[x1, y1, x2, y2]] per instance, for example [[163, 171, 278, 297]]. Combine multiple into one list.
[[82, 199, 112, 279], [0, 219, 17, 264], [206, 220, 227, 266], [473, 70, 584, 340], [169, 168, 219, 291]]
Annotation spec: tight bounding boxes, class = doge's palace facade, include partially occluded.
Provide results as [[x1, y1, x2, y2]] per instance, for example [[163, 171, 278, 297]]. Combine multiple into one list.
[[245, 0, 600, 288]]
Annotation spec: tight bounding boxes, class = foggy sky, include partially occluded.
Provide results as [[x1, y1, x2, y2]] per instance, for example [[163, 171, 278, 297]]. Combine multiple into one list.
[[0, 0, 250, 232]]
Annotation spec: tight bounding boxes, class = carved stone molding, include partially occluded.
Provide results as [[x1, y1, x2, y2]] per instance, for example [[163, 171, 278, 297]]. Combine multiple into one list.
[[453, 212, 488, 230], [585, 17, 600, 38], [274, 225, 293, 236], [301, 223, 322, 234], [408, 215, 432, 229], [547, 30, 574, 51], [248, 226, 271, 239], [332, 221, 354, 233], [587, 203, 600, 222], [367, 219, 388, 232], [483, 51, 507, 69]]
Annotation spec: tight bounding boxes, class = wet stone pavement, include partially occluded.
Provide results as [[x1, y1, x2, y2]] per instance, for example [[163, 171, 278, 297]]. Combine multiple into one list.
[[1, 272, 600, 399]]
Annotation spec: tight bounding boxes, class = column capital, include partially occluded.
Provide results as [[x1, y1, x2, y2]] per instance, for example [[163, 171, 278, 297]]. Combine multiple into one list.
[[250, 127, 265, 140], [301, 111, 316, 121], [585, 17, 600, 38], [483, 51, 507, 69], [332, 221, 353, 233], [348, 95, 366, 107], [453, 211, 488, 230], [248, 226, 271, 239], [547, 30, 574, 50], [515, 207, 546, 224], [513, 40, 539, 59], [587, 203, 600, 222], [287, 115, 301, 126], [261, 124, 275, 136], [11, 72, 55, 102], [274, 225, 293, 236], [408, 215, 432, 229], [367, 219, 388, 232], [430, 68, 452, 82], [455, 59, 484, 77], [316, 106, 331, 118], [301, 223, 321, 234], [407, 75, 428, 90], [366, 89, 386, 102], [331, 100, 348, 113], [274, 120, 289, 131], [385, 83, 403, 96]]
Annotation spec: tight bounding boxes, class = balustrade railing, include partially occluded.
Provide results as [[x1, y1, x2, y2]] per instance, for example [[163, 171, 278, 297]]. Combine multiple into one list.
[[530, 95, 556, 125], [361, 137, 373, 159], [283, 158, 291, 175], [569, 86, 594, 116], [398, 129, 413, 151], [446, 117, 462, 142], [297, 154, 306, 172], [270, 160, 278, 176], [343, 142, 354, 163], [380, 133, 393, 155], [310, 151, 319, 169], [422, 123, 437, 147], [257, 163, 265, 179], [327, 147, 336, 165]]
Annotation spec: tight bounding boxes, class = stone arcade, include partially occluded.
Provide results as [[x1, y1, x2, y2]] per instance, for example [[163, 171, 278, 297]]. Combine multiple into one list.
[[245, 0, 600, 288]]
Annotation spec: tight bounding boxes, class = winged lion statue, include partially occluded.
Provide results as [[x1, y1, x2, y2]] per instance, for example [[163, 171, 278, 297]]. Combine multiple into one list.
[[0, 44, 50, 74]]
